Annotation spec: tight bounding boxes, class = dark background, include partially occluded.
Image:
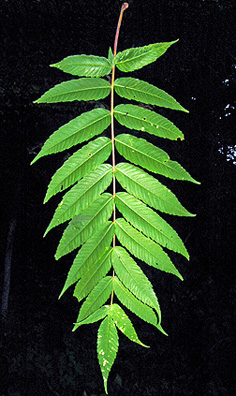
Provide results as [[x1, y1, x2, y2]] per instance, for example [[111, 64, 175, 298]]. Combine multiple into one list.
[[1, 0, 236, 395]]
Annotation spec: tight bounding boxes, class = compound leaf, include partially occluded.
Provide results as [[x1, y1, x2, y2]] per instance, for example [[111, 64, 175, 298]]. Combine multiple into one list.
[[115, 218, 183, 280], [31, 109, 111, 164], [59, 223, 114, 298], [34, 78, 111, 103], [116, 192, 189, 259], [55, 193, 113, 260], [114, 77, 188, 112], [115, 134, 198, 184], [116, 162, 194, 217], [112, 246, 161, 318], [51, 54, 112, 77], [45, 164, 112, 236], [97, 315, 119, 394], [115, 40, 178, 72], [110, 303, 149, 347]]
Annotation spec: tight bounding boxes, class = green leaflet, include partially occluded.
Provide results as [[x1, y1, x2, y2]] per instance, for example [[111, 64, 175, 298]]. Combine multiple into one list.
[[44, 137, 112, 202], [108, 47, 114, 66], [72, 305, 109, 332], [115, 218, 183, 281], [34, 78, 111, 103], [116, 192, 189, 259], [113, 276, 158, 328], [115, 40, 178, 72], [97, 315, 119, 394], [112, 246, 161, 318], [73, 247, 112, 302], [77, 276, 114, 322], [114, 104, 184, 140], [116, 162, 194, 217], [110, 303, 149, 347], [31, 109, 111, 164], [115, 134, 199, 184], [55, 193, 113, 260], [44, 164, 112, 236], [59, 223, 114, 298], [114, 77, 188, 112], [51, 54, 112, 77]]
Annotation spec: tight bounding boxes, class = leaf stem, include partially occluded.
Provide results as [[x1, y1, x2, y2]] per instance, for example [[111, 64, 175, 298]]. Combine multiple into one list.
[[110, 3, 128, 305]]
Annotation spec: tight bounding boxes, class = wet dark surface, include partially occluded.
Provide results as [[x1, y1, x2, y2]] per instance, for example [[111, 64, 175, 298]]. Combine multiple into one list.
[[1, 0, 236, 395]]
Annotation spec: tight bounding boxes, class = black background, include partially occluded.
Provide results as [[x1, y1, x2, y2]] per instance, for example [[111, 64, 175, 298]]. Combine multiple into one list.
[[1, 0, 236, 395]]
